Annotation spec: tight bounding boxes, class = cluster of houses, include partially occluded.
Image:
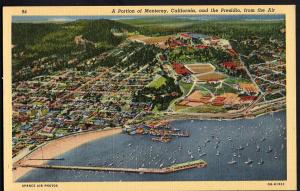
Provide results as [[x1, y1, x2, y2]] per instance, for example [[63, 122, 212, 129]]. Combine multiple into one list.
[[167, 33, 237, 57], [244, 37, 286, 98], [12, 41, 162, 157]]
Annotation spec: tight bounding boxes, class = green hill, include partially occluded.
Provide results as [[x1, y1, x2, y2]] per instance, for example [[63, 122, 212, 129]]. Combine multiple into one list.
[[12, 19, 137, 62]]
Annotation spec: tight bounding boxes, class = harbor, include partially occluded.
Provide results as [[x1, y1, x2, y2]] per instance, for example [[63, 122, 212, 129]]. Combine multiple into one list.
[[123, 120, 189, 143], [17, 111, 286, 182]]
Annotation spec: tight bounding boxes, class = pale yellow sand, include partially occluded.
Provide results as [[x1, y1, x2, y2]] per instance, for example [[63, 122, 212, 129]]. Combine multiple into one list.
[[13, 128, 122, 181]]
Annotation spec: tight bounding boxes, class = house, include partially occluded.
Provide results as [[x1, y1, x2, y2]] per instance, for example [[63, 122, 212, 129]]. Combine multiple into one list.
[[172, 63, 191, 75], [239, 95, 256, 103], [20, 124, 31, 131], [239, 83, 258, 94], [42, 126, 55, 133], [212, 96, 226, 106], [222, 61, 237, 70], [195, 45, 209, 49], [227, 49, 238, 56]]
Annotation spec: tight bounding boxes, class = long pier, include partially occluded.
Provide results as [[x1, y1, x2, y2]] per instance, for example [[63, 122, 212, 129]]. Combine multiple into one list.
[[20, 160, 207, 174]]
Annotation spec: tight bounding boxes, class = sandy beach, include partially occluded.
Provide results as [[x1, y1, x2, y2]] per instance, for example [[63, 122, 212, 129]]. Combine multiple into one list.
[[13, 128, 122, 182]]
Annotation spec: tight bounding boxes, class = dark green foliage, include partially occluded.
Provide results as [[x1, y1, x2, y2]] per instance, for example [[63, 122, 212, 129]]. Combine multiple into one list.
[[12, 19, 137, 82], [133, 75, 182, 111]]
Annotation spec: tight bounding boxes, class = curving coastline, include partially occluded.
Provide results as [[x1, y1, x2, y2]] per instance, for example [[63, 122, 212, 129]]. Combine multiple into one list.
[[13, 128, 122, 182]]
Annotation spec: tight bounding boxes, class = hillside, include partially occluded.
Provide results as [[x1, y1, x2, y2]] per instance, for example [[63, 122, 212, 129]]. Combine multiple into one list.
[[12, 19, 136, 62], [12, 19, 137, 81]]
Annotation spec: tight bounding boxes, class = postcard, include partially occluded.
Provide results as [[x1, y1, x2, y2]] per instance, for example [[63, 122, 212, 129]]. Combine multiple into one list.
[[3, 5, 297, 191]]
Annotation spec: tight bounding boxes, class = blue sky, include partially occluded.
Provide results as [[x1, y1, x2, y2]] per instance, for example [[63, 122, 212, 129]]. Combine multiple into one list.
[[12, 15, 285, 23]]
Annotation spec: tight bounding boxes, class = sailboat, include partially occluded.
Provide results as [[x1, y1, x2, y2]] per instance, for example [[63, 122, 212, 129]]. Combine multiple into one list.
[[266, 146, 273, 153], [257, 158, 264, 165], [227, 158, 237, 165], [274, 152, 278, 159], [244, 158, 253, 165], [256, 145, 260, 152], [199, 153, 207, 157], [237, 145, 244, 150]]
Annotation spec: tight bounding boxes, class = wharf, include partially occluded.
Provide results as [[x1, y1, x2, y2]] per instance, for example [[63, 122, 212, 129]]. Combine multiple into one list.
[[20, 160, 207, 174]]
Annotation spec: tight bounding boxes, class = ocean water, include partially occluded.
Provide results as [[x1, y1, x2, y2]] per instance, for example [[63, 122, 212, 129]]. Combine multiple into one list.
[[18, 111, 287, 182]]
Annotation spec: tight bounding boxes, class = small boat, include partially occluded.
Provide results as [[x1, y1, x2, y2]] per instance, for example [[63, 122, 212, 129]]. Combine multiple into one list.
[[237, 146, 244, 150], [216, 151, 220, 156], [228, 137, 232, 141], [141, 163, 145, 167], [266, 146, 273, 153], [172, 128, 180, 131], [246, 142, 249, 147], [171, 159, 176, 164], [199, 153, 207, 157], [215, 144, 219, 149], [227, 159, 237, 165], [168, 156, 172, 160], [233, 153, 237, 157], [205, 139, 211, 143], [256, 145, 260, 152], [128, 143, 132, 147], [274, 152, 278, 159], [188, 150, 192, 155], [159, 163, 164, 168], [261, 137, 266, 142], [197, 148, 201, 152], [152, 136, 171, 143], [281, 144, 284, 150], [257, 158, 264, 165], [244, 158, 253, 165]]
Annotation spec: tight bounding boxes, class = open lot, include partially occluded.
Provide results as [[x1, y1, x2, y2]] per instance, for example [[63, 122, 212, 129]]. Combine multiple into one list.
[[128, 34, 174, 45], [195, 72, 227, 82], [184, 63, 215, 74]]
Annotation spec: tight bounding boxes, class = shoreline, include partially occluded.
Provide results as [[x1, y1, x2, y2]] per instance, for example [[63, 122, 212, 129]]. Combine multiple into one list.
[[13, 107, 285, 181], [159, 108, 286, 123], [13, 128, 122, 182]]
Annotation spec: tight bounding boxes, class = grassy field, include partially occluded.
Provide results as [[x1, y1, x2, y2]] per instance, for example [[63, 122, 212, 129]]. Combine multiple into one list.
[[179, 80, 193, 96], [224, 77, 251, 84], [147, 75, 167, 89], [214, 83, 239, 95]]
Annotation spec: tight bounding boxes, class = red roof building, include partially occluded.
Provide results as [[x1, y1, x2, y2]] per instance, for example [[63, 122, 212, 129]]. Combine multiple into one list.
[[222, 61, 237, 69], [240, 96, 256, 102], [180, 33, 190, 38], [159, 55, 167, 61], [228, 49, 238, 56], [212, 96, 226, 106], [172, 63, 191, 75]]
